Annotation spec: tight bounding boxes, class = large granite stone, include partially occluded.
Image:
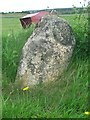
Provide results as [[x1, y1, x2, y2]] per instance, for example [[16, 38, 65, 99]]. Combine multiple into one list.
[[16, 14, 75, 88]]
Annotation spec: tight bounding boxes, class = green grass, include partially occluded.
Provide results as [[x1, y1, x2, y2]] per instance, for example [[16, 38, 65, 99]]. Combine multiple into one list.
[[2, 17, 22, 36], [2, 13, 88, 118], [2, 16, 35, 84], [2, 16, 26, 36]]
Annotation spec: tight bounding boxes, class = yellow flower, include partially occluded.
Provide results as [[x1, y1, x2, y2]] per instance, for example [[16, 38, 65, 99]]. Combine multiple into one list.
[[84, 112, 90, 115], [23, 87, 29, 91]]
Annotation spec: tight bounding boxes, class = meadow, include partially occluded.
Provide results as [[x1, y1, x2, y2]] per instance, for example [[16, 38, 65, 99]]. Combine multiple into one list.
[[2, 13, 88, 118]]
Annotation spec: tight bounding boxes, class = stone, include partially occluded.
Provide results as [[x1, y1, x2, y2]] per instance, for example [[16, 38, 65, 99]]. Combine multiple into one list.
[[16, 14, 75, 88]]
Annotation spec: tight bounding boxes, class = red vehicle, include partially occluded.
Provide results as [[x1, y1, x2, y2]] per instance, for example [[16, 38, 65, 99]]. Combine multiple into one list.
[[20, 11, 48, 29]]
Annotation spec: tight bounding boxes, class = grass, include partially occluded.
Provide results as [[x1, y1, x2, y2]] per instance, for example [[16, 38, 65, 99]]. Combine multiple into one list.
[[2, 15, 26, 36], [2, 13, 88, 118], [2, 16, 35, 84]]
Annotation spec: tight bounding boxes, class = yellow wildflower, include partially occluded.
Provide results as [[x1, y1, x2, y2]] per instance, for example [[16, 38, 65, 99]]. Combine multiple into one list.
[[23, 87, 29, 91], [84, 112, 90, 115]]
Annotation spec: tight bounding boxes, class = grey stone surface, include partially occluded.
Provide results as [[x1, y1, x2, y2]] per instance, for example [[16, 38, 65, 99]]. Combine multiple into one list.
[[16, 14, 75, 88]]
